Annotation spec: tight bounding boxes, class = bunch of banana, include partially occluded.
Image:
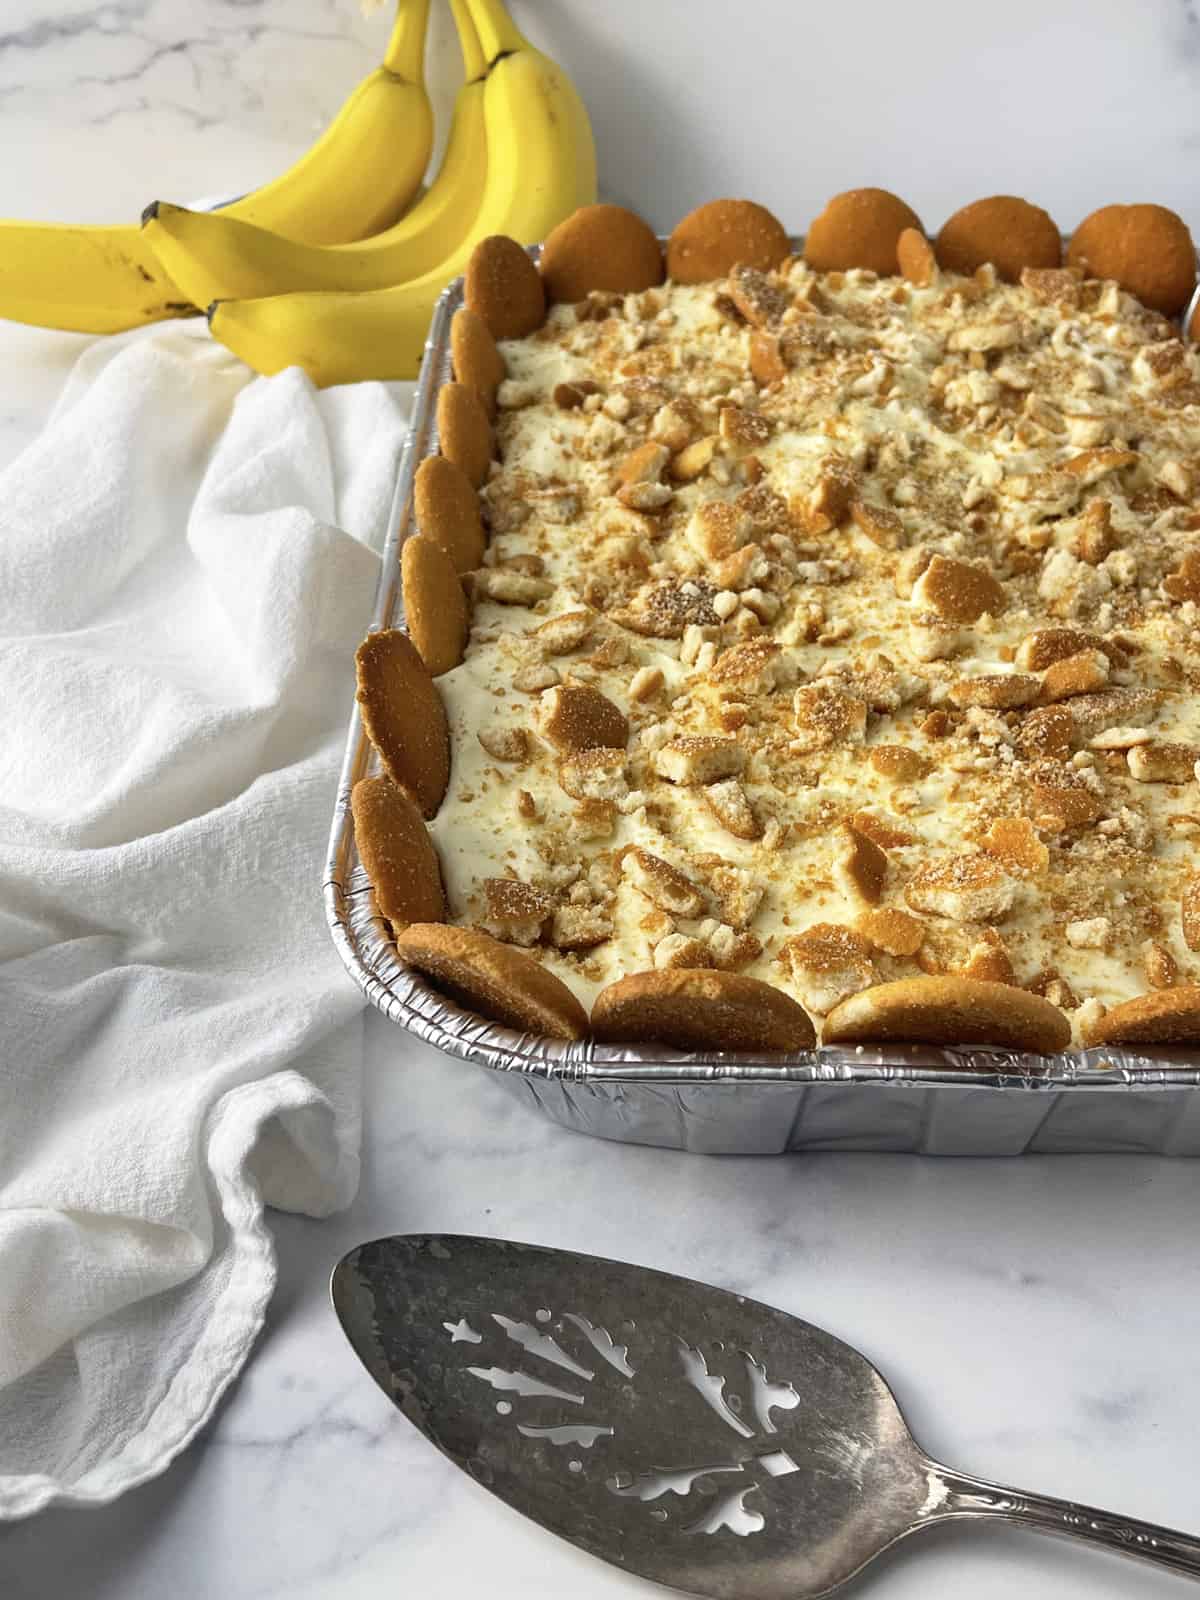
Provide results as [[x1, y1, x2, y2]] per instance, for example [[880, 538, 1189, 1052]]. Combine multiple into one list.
[[144, 0, 597, 384], [0, 0, 436, 335], [144, 0, 489, 304]]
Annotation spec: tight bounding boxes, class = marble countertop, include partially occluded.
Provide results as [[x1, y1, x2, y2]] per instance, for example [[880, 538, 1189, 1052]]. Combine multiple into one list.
[[3, 3, 1200, 1596], [10, 1033, 1200, 1600]]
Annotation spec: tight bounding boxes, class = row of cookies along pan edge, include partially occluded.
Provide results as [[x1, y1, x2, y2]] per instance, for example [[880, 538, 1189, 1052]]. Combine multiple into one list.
[[331, 192, 1200, 1067]]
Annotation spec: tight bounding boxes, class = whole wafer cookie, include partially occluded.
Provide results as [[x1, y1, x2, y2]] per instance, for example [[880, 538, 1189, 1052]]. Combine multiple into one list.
[[355, 629, 450, 817], [540, 204, 664, 302], [1068, 203, 1196, 316], [401, 534, 468, 676], [451, 307, 505, 420], [436, 381, 493, 489], [414, 453, 486, 574], [351, 775, 445, 929], [1082, 986, 1200, 1047], [823, 976, 1071, 1053], [591, 969, 816, 1052], [666, 199, 790, 284], [394, 923, 588, 1040], [465, 235, 546, 340], [936, 196, 1061, 282], [804, 188, 921, 275]]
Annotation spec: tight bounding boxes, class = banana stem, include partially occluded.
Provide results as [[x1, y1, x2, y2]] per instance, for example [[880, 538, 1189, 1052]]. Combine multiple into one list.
[[448, 0, 486, 82], [383, 0, 432, 80], [462, 0, 527, 64]]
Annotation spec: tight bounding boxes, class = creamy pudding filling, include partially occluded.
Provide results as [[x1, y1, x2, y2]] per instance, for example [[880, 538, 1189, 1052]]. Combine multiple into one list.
[[428, 260, 1200, 1038]]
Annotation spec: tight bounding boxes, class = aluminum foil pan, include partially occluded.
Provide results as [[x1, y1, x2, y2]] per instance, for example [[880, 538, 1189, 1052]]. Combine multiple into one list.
[[1185, 279, 1200, 346], [324, 256, 1200, 1157]]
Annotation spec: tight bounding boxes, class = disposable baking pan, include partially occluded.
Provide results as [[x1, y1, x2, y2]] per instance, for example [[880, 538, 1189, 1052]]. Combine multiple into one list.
[[325, 253, 1200, 1156]]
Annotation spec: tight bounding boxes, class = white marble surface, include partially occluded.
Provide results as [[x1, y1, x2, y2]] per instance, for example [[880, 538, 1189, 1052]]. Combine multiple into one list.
[[9, 1033, 1200, 1600], [3, 2, 1200, 1596]]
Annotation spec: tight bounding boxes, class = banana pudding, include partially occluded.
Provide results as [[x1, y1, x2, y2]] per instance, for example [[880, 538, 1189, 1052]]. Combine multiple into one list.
[[426, 249, 1200, 1046], [353, 197, 1200, 1053]]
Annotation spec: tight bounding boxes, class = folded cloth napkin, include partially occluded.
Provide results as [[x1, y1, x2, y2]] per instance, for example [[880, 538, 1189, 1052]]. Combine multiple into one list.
[[0, 322, 408, 1516]]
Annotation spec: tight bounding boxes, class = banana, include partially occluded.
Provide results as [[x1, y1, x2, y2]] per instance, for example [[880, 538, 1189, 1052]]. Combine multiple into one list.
[[209, 0, 597, 386], [142, 0, 488, 306], [0, 0, 434, 335]]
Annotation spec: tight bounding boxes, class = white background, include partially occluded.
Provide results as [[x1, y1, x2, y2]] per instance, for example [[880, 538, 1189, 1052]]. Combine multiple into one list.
[[0, 0, 1198, 235]]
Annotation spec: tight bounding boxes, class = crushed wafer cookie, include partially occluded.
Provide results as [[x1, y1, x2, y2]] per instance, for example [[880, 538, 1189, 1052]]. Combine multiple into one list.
[[1015, 627, 1123, 673], [808, 456, 858, 527], [702, 777, 762, 840], [477, 724, 530, 763], [653, 735, 747, 784], [1029, 781, 1105, 832], [949, 673, 1040, 709], [897, 228, 936, 287], [911, 555, 1005, 624], [550, 903, 615, 951], [960, 930, 1017, 985], [1163, 552, 1200, 603], [905, 855, 1016, 922], [1183, 877, 1200, 953], [1127, 743, 1200, 784], [481, 877, 557, 945], [791, 685, 867, 751], [749, 330, 788, 386], [1143, 940, 1179, 989], [833, 823, 888, 906], [841, 812, 912, 854], [979, 817, 1050, 875], [557, 746, 629, 802], [652, 932, 714, 970], [850, 499, 906, 549], [623, 847, 707, 918], [1038, 649, 1110, 703], [869, 746, 931, 783], [727, 264, 791, 328], [777, 924, 876, 1015], [856, 906, 926, 958], [536, 684, 628, 754], [470, 568, 553, 605], [364, 226, 1200, 1038], [533, 610, 595, 655]]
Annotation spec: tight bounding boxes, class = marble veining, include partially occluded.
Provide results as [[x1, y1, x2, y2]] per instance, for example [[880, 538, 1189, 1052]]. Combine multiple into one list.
[[3, 3, 1200, 1596], [4, 1021, 1199, 1600]]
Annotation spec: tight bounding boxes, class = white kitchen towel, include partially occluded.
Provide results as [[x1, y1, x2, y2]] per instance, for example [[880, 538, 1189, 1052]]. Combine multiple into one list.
[[0, 321, 407, 1517]]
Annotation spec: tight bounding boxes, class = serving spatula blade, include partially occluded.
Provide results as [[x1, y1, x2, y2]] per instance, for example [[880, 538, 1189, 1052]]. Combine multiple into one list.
[[331, 1234, 934, 1598], [332, 1235, 1200, 1597]]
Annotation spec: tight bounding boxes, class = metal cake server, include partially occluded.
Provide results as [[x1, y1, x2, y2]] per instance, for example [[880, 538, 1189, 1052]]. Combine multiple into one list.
[[331, 1235, 1200, 1595]]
